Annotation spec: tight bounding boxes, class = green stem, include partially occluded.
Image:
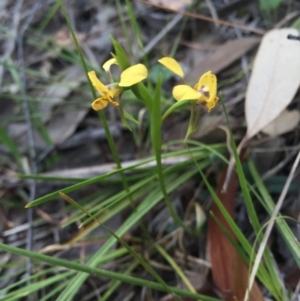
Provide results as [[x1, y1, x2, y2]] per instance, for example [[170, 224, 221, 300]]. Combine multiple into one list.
[[152, 74, 192, 234], [155, 151, 192, 234]]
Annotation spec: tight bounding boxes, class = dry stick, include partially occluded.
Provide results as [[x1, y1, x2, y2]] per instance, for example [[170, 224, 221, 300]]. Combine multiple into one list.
[[134, 0, 266, 35], [244, 150, 300, 301], [222, 136, 247, 192], [140, 12, 183, 58], [219, 120, 247, 193], [274, 10, 300, 29], [262, 148, 300, 180], [292, 278, 300, 301], [17, 0, 41, 285]]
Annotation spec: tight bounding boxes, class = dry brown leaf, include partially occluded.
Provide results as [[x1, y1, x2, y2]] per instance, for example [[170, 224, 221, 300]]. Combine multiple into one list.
[[45, 105, 88, 145], [261, 109, 300, 137], [186, 37, 260, 83], [208, 167, 264, 301], [245, 28, 300, 139]]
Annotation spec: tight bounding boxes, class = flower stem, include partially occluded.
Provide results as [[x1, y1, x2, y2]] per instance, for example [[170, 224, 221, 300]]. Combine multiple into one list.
[[152, 74, 192, 234], [60, 0, 149, 237]]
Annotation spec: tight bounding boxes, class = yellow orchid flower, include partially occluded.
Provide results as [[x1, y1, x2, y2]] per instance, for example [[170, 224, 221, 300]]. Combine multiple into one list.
[[88, 71, 120, 111], [88, 61, 148, 111], [158, 57, 219, 112]]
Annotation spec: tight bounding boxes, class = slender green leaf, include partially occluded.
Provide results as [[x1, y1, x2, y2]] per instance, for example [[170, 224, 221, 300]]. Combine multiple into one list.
[[248, 159, 300, 266], [162, 100, 190, 121], [260, 0, 284, 11], [0, 124, 22, 166]]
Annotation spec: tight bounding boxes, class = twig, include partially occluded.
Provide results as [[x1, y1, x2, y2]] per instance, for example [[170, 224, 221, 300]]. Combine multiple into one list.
[[262, 149, 299, 180], [17, 0, 41, 285], [274, 11, 300, 29], [41, 156, 190, 177], [135, 0, 266, 35], [244, 150, 300, 301], [140, 13, 183, 58], [222, 136, 247, 192]]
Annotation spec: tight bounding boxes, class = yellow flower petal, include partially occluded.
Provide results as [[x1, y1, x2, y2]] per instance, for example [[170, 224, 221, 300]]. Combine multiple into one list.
[[110, 100, 119, 107], [172, 85, 200, 101], [194, 71, 218, 112], [110, 86, 122, 98], [88, 71, 109, 95], [158, 57, 184, 78], [102, 58, 118, 72], [194, 71, 217, 101], [205, 96, 219, 112], [91, 97, 109, 111], [119, 64, 148, 87]]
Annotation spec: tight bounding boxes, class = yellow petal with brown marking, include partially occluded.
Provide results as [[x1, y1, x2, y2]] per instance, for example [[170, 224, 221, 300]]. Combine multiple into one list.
[[91, 97, 109, 111], [172, 85, 200, 101]]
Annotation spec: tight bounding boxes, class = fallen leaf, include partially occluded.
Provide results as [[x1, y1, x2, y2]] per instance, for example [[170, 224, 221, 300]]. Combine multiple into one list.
[[186, 37, 260, 83], [7, 66, 88, 149], [245, 28, 300, 139], [39, 65, 86, 123], [261, 109, 300, 137], [147, 0, 191, 10], [45, 105, 88, 145], [208, 167, 264, 301]]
